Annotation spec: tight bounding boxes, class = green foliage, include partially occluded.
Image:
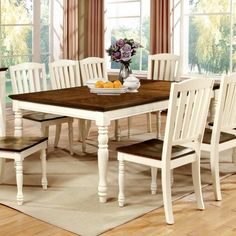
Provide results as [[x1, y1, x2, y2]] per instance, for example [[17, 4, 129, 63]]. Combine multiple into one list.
[[188, 0, 233, 74]]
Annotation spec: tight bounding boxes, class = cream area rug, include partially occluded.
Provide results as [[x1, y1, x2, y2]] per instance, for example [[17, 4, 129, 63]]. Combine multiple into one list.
[[0, 114, 235, 236]]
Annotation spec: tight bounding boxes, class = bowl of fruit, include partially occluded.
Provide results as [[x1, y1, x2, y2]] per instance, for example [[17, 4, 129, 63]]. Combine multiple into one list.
[[86, 78, 108, 89], [90, 80, 127, 95]]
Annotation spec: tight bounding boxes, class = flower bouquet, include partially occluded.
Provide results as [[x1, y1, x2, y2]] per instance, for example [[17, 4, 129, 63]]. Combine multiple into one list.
[[106, 38, 141, 82]]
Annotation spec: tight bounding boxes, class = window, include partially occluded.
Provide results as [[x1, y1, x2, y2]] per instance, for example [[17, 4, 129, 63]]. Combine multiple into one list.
[[104, 0, 150, 72], [0, 0, 50, 103], [172, 0, 236, 75]]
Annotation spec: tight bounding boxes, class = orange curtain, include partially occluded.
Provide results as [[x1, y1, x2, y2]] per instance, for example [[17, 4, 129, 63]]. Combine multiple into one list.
[[150, 0, 170, 54], [85, 0, 104, 57], [63, 0, 104, 59]]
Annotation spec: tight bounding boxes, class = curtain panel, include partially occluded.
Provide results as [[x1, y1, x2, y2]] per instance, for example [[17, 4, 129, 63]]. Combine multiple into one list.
[[63, 0, 104, 59], [150, 0, 170, 54]]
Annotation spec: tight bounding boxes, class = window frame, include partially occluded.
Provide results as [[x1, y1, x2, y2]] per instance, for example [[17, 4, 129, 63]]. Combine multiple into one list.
[[172, 0, 235, 75]]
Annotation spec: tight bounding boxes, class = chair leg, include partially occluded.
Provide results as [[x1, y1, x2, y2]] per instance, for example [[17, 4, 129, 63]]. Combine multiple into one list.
[[161, 167, 174, 224], [40, 148, 48, 190], [118, 159, 125, 207], [54, 124, 61, 148], [85, 120, 92, 138], [80, 119, 86, 153], [210, 150, 222, 201], [232, 148, 236, 164], [15, 160, 23, 205], [68, 121, 74, 155], [192, 160, 205, 209], [114, 120, 121, 141], [151, 167, 158, 194], [146, 113, 152, 133], [127, 117, 131, 138], [0, 158, 5, 184], [41, 126, 49, 137], [156, 111, 162, 138], [78, 119, 82, 141]]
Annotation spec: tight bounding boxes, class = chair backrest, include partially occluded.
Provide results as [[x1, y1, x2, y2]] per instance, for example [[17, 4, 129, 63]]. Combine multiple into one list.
[[80, 57, 108, 85], [211, 74, 236, 139], [0, 69, 7, 136], [147, 53, 180, 81], [49, 59, 81, 89], [10, 62, 48, 94], [163, 78, 214, 161]]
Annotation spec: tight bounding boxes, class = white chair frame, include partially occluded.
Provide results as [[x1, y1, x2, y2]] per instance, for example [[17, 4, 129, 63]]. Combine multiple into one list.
[[117, 78, 214, 224], [80, 57, 129, 141], [10, 62, 73, 154], [49, 59, 88, 152], [147, 53, 180, 137], [0, 68, 48, 205], [200, 74, 236, 201]]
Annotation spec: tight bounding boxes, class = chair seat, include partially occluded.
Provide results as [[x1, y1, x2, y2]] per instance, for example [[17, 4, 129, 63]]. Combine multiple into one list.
[[23, 112, 68, 122], [203, 128, 236, 144], [117, 138, 194, 160], [0, 136, 48, 152]]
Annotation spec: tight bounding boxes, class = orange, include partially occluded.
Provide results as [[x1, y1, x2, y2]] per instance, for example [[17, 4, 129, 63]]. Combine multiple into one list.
[[95, 80, 104, 88], [113, 80, 122, 88], [103, 81, 114, 88]]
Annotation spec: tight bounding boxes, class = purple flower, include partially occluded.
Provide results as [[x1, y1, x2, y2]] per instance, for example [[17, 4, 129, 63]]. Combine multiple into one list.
[[120, 51, 132, 62], [121, 43, 132, 52], [116, 39, 125, 47], [112, 51, 121, 61], [106, 38, 142, 64]]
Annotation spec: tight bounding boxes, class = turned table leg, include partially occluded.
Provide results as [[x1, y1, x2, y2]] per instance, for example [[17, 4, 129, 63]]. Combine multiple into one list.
[[97, 125, 109, 203]]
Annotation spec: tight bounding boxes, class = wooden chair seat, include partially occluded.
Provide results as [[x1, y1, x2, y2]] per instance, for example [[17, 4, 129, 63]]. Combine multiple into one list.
[[203, 128, 236, 145], [117, 138, 194, 160], [0, 137, 47, 152], [23, 112, 68, 122]]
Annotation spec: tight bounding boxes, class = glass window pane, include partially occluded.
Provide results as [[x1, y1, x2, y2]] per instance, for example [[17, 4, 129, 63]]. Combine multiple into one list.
[[0, 26, 32, 57], [1, 55, 32, 68], [41, 0, 49, 24], [40, 25, 49, 53], [107, 1, 140, 17], [188, 15, 230, 75], [189, 0, 230, 14], [1, 0, 33, 24]]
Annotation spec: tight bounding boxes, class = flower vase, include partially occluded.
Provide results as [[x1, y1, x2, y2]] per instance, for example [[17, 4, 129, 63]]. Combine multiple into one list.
[[118, 64, 132, 84]]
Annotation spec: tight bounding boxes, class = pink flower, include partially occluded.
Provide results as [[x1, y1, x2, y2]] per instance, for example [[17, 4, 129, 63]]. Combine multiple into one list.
[[116, 39, 125, 47]]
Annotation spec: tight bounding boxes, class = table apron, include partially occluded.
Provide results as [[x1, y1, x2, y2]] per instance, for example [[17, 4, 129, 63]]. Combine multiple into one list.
[[12, 99, 169, 126]]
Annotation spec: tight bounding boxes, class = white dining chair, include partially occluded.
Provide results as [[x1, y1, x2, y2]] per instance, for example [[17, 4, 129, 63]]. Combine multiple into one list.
[[80, 57, 129, 141], [0, 67, 48, 205], [9, 62, 73, 155], [147, 53, 180, 137], [200, 74, 236, 201], [117, 77, 214, 224], [49, 59, 87, 152]]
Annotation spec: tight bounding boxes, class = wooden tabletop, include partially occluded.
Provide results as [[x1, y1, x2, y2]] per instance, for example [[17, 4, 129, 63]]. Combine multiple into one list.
[[9, 80, 171, 112]]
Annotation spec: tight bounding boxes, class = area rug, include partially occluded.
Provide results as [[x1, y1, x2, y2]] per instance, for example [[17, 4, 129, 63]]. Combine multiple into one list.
[[0, 116, 235, 236]]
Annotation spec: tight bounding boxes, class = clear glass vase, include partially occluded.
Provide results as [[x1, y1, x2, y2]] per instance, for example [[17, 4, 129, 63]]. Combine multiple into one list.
[[118, 63, 132, 84]]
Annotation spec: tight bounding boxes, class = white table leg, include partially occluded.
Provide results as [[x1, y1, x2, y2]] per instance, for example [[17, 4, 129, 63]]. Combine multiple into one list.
[[14, 109, 23, 137], [97, 125, 109, 203]]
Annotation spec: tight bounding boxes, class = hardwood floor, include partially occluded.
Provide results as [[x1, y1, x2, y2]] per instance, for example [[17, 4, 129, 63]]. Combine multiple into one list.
[[0, 174, 236, 235], [1, 109, 236, 235]]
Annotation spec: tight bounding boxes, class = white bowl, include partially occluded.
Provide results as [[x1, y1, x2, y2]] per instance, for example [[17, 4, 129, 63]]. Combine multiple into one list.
[[123, 81, 140, 91], [86, 78, 108, 88], [123, 76, 140, 91]]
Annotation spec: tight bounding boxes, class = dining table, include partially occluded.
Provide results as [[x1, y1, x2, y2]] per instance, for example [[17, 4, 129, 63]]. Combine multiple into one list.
[[9, 79, 219, 203]]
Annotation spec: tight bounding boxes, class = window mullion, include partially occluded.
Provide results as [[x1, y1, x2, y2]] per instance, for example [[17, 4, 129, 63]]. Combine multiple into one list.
[[33, 0, 41, 62]]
